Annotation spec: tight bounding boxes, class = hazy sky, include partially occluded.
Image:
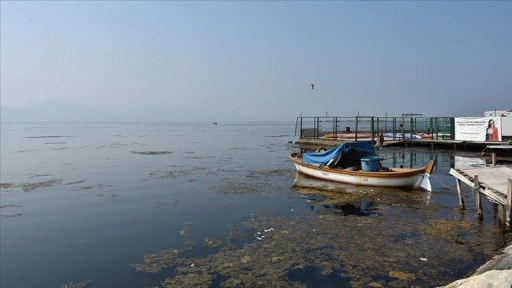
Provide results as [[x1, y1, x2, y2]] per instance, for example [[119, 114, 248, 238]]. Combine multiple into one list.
[[1, 1, 511, 121]]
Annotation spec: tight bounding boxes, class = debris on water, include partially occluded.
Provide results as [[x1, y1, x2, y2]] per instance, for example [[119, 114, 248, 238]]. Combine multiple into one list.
[[0, 183, 16, 191], [129, 249, 182, 273], [241, 255, 251, 264], [97, 193, 117, 198], [0, 204, 22, 208], [419, 219, 472, 240], [389, 270, 415, 281], [204, 237, 221, 247], [1, 213, 23, 218], [131, 202, 497, 287], [60, 280, 92, 288], [155, 199, 182, 205], [64, 180, 86, 185], [215, 181, 263, 195], [184, 241, 195, 250], [19, 179, 63, 192]]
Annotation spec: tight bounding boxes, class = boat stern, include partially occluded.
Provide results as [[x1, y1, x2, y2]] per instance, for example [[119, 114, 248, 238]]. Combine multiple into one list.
[[414, 160, 435, 192], [416, 174, 432, 192]]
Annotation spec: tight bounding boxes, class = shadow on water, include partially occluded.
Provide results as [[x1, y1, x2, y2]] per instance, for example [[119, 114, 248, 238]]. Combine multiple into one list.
[[307, 200, 377, 217]]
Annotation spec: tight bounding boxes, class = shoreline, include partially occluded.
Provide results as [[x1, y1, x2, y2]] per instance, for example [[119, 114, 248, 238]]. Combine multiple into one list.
[[441, 236, 512, 287]]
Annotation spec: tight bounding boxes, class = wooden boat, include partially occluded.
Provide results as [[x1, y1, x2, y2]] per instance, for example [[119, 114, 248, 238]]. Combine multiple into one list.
[[289, 141, 435, 191]]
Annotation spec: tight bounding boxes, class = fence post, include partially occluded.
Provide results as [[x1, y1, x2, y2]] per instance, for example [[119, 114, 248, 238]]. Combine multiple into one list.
[[334, 117, 338, 140], [355, 116, 359, 142], [393, 118, 397, 140], [300, 116, 303, 138], [315, 117, 319, 139], [371, 116, 375, 144]]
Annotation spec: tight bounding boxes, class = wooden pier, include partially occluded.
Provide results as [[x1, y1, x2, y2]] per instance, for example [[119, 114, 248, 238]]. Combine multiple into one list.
[[449, 164, 512, 228]]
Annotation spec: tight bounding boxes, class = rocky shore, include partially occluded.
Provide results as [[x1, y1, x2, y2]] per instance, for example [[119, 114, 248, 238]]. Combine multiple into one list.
[[441, 241, 512, 288]]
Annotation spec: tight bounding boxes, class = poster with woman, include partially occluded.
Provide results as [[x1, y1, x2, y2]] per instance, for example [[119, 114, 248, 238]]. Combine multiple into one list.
[[454, 117, 501, 141], [485, 119, 499, 141]]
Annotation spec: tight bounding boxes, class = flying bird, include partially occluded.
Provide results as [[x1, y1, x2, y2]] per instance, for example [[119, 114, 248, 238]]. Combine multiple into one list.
[[310, 83, 314, 89]]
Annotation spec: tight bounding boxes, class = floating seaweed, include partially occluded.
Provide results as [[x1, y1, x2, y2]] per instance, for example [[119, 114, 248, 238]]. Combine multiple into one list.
[[131, 151, 172, 155], [2, 213, 23, 218], [0, 204, 22, 208], [130, 206, 487, 287], [20, 179, 63, 192]]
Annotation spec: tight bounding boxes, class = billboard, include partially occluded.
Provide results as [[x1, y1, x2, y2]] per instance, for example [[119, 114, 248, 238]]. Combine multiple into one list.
[[454, 117, 501, 141]]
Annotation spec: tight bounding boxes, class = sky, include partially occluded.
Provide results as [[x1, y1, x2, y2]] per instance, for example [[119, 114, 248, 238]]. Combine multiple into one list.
[[1, 1, 511, 122]]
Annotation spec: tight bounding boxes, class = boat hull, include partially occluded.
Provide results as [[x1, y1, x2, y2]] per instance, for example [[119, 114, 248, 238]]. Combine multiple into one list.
[[290, 157, 434, 191]]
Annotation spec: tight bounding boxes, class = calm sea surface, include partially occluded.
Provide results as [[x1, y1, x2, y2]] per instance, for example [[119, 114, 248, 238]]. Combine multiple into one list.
[[0, 122, 508, 288]]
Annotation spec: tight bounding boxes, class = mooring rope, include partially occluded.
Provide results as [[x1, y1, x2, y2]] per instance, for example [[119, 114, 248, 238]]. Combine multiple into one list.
[[431, 174, 456, 190]]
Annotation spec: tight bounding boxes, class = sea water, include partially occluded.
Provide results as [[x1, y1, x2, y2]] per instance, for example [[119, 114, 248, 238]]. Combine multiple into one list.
[[0, 121, 507, 288]]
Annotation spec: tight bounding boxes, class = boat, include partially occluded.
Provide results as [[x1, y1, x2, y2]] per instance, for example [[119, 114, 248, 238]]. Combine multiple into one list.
[[289, 141, 435, 191]]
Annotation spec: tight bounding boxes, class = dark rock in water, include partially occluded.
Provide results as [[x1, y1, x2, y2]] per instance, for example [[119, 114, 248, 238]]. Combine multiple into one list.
[[455, 235, 465, 245]]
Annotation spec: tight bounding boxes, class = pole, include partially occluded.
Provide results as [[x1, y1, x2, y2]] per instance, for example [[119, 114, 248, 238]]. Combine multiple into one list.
[[475, 175, 483, 221], [507, 179, 511, 228]]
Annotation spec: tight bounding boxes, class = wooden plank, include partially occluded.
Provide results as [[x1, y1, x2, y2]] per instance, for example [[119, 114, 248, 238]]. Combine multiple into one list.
[[449, 168, 507, 206], [449, 168, 479, 188], [456, 166, 512, 196]]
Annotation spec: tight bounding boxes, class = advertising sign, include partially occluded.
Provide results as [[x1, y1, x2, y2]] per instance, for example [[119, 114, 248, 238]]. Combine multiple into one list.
[[454, 117, 501, 141]]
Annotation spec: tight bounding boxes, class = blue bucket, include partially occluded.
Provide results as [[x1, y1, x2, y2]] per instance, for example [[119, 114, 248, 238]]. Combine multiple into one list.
[[361, 156, 380, 172]]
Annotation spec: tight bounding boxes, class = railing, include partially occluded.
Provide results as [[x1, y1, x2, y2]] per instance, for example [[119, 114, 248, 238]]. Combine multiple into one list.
[[295, 116, 454, 141]]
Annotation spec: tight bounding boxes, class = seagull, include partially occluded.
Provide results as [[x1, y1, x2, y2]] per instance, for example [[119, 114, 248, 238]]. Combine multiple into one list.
[[310, 83, 314, 89]]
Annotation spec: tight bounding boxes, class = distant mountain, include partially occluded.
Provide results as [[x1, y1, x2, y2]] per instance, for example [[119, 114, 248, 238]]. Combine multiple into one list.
[[0, 103, 124, 122], [1, 101, 278, 123], [1, 102, 211, 122]]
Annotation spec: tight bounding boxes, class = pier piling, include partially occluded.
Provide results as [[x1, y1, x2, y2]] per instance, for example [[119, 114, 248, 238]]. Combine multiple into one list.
[[456, 178, 465, 210], [474, 175, 483, 221], [508, 179, 512, 228], [449, 167, 511, 228]]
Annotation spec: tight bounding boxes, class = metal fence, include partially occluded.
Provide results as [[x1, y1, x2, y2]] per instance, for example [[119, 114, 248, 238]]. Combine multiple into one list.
[[295, 116, 454, 141]]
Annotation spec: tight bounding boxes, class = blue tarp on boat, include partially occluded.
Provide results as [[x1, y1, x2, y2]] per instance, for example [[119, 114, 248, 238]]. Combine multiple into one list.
[[302, 141, 376, 168]]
